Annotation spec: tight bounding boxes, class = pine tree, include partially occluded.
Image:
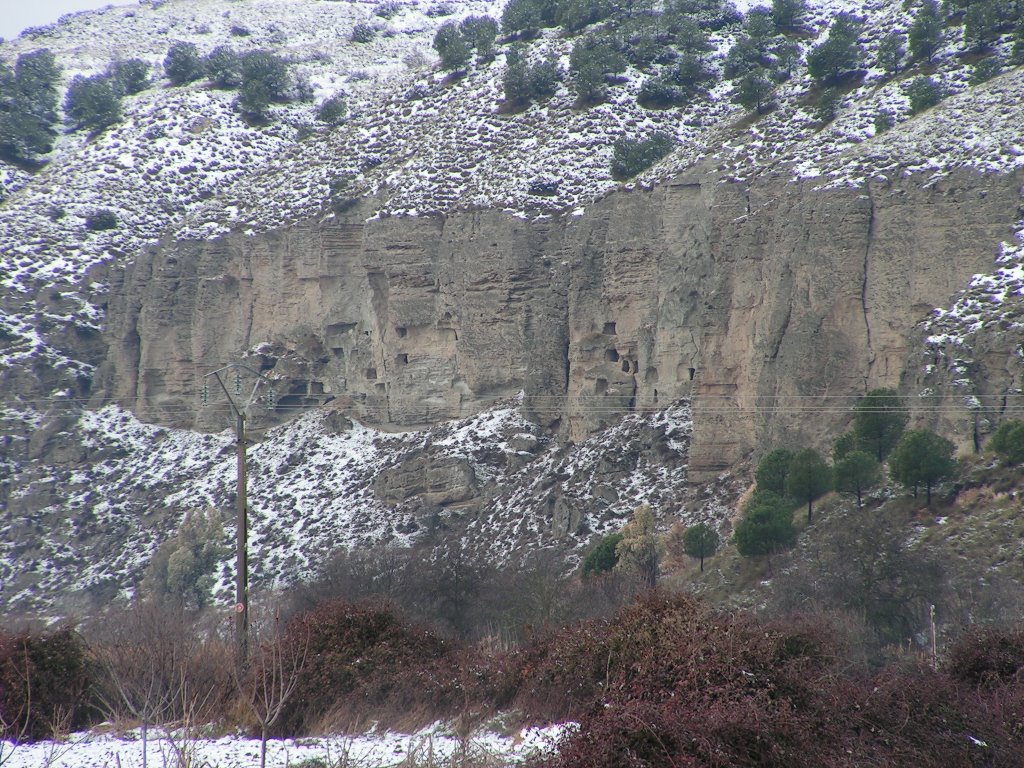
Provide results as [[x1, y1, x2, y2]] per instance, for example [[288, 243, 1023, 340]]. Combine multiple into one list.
[[833, 450, 880, 507], [433, 21, 472, 72], [889, 429, 956, 505], [755, 448, 794, 496], [682, 522, 720, 572], [164, 41, 204, 85], [733, 68, 775, 114], [908, 0, 943, 64], [785, 447, 832, 523], [734, 490, 797, 572], [806, 13, 864, 85], [64, 74, 122, 133], [853, 388, 908, 461], [876, 32, 905, 77]]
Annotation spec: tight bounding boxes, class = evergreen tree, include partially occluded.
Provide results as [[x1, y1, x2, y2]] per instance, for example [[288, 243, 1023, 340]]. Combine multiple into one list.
[[502, 0, 544, 34], [734, 490, 797, 572], [164, 41, 203, 85], [236, 50, 290, 120], [733, 68, 775, 113], [569, 37, 627, 103], [806, 13, 864, 85], [815, 86, 842, 123], [987, 419, 1024, 464], [108, 58, 151, 95], [908, 0, 944, 63], [963, 0, 1002, 52], [316, 94, 348, 125], [64, 73, 122, 133], [433, 22, 472, 72], [969, 55, 1003, 85], [906, 75, 946, 114], [876, 32, 905, 77], [853, 388, 908, 461], [755, 447, 794, 496], [785, 447, 832, 523], [502, 45, 533, 105], [889, 429, 956, 505], [205, 45, 243, 88], [460, 15, 499, 59], [724, 35, 766, 80], [772, 0, 807, 30], [610, 132, 674, 179], [581, 532, 623, 576], [682, 522, 720, 572], [0, 49, 60, 162], [832, 431, 857, 461], [833, 450, 880, 507], [1013, 19, 1024, 65]]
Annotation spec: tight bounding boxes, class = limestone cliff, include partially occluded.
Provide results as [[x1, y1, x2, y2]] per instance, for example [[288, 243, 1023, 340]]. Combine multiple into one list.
[[99, 166, 1024, 477]]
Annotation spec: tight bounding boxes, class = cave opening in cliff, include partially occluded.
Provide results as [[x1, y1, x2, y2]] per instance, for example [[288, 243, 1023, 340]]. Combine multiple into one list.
[[603, 321, 616, 335], [606, 349, 619, 363], [595, 378, 608, 394]]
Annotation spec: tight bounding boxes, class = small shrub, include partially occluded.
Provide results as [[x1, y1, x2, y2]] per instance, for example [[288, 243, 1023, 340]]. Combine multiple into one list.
[[84, 209, 118, 231], [949, 626, 1024, 686], [0, 627, 93, 740], [316, 94, 347, 125], [815, 86, 842, 124], [425, 2, 454, 17], [873, 108, 894, 135], [969, 55, 1003, 85], [351, 23, 376, 43], [229, 24, 251, 37], [610, 132, 675, 179], [373, 1, 402, 19], [637, 76, 686, 109]]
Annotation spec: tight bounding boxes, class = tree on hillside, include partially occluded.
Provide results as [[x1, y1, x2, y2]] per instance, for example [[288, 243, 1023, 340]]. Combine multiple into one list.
[[906, 75, 946, 114], [963, 0, 1002, 52], [908, 0, 944, 64], [987, 420, 1024, 465], [235, 51, 291, 120], [889, 429, 956, 505], [461, 15, 500, 60], [107, 58, 151, 95], [142, 507, 227, 609], [853, 388, 908, 461], [832, 431, 856, 461], [785, 447, 832, 523], [0, 49, 61, 163], [64, 74, 122, 133], [734, 490, 797, 573], [806, 13, 864, 85], [682, 522, 720, 572], [772, 0, 807, 31], [876, 32, 905, 77], [163, 41, 204, 85], [615, 505, 662, 589], [755, 447, 795, 496], [433, 21, 472, 72], [833, 450, 880, 507], [205, 45, 243, 88], [581, 532, 623, 577], [733, 68, 776, 114], [569, 37, 627, 103]]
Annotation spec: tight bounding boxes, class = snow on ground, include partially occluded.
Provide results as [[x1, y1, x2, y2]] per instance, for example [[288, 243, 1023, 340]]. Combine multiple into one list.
[[0, 396, 708, 614], [0, 722, 567, 768]]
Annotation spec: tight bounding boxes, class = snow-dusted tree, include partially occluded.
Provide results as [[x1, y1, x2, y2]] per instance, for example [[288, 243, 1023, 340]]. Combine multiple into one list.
[[142, 507, 226, 609], [876, 32, 905, 77], [0, 49, 61, 162], [107, 58, 151, 95], [64, 74, 122, 133], [615, 505, 663, 589], [733, 68, 775, 114], [908, 0, 943, 63], [163, 41, 203, 85], [433, 21, 472, 72], [806, 13, 864, 85], [906, 75, 946, 114], [772, 0, 807, 31]]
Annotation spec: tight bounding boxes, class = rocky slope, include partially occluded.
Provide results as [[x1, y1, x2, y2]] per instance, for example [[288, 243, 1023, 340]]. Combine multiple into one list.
[[1, 0, 1023, 614]]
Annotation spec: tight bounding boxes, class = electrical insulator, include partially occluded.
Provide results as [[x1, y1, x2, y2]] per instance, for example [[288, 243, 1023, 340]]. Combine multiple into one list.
[[201, 383, 209, 407], [234, 369, 242, 395], [267, 388, 276, 409]]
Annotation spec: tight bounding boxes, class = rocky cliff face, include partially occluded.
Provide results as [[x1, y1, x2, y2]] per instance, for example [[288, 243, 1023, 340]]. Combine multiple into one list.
[[100, 166, 1024, 476]]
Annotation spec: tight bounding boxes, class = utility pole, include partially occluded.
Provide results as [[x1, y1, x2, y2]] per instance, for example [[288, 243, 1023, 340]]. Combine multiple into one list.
[[203, 363, 275, 670]]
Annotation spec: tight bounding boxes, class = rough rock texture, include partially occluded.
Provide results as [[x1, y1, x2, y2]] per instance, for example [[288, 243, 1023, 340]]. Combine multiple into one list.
[[99, 167, 1024, 478]]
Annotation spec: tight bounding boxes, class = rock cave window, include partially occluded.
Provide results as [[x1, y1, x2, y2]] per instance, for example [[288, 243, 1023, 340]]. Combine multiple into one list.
[[606, 349, 619, 363], [603, 322, 617, 335]]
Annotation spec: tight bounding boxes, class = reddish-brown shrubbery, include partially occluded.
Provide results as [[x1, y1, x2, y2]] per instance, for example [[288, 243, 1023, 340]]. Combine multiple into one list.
[[0, 626, 93, 741], [527, 593, 1024, 768], [275, 599, 482, 733], [948, 626, 1024, 686]]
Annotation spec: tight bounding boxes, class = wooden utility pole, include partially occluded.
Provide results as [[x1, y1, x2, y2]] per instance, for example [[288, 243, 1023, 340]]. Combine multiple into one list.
[[204, 364, 275, 671], [235, 409, 249, 668]]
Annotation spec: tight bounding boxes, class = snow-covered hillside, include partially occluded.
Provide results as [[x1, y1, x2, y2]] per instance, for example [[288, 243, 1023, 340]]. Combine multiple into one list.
[[2, 0, 1023, 614]]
